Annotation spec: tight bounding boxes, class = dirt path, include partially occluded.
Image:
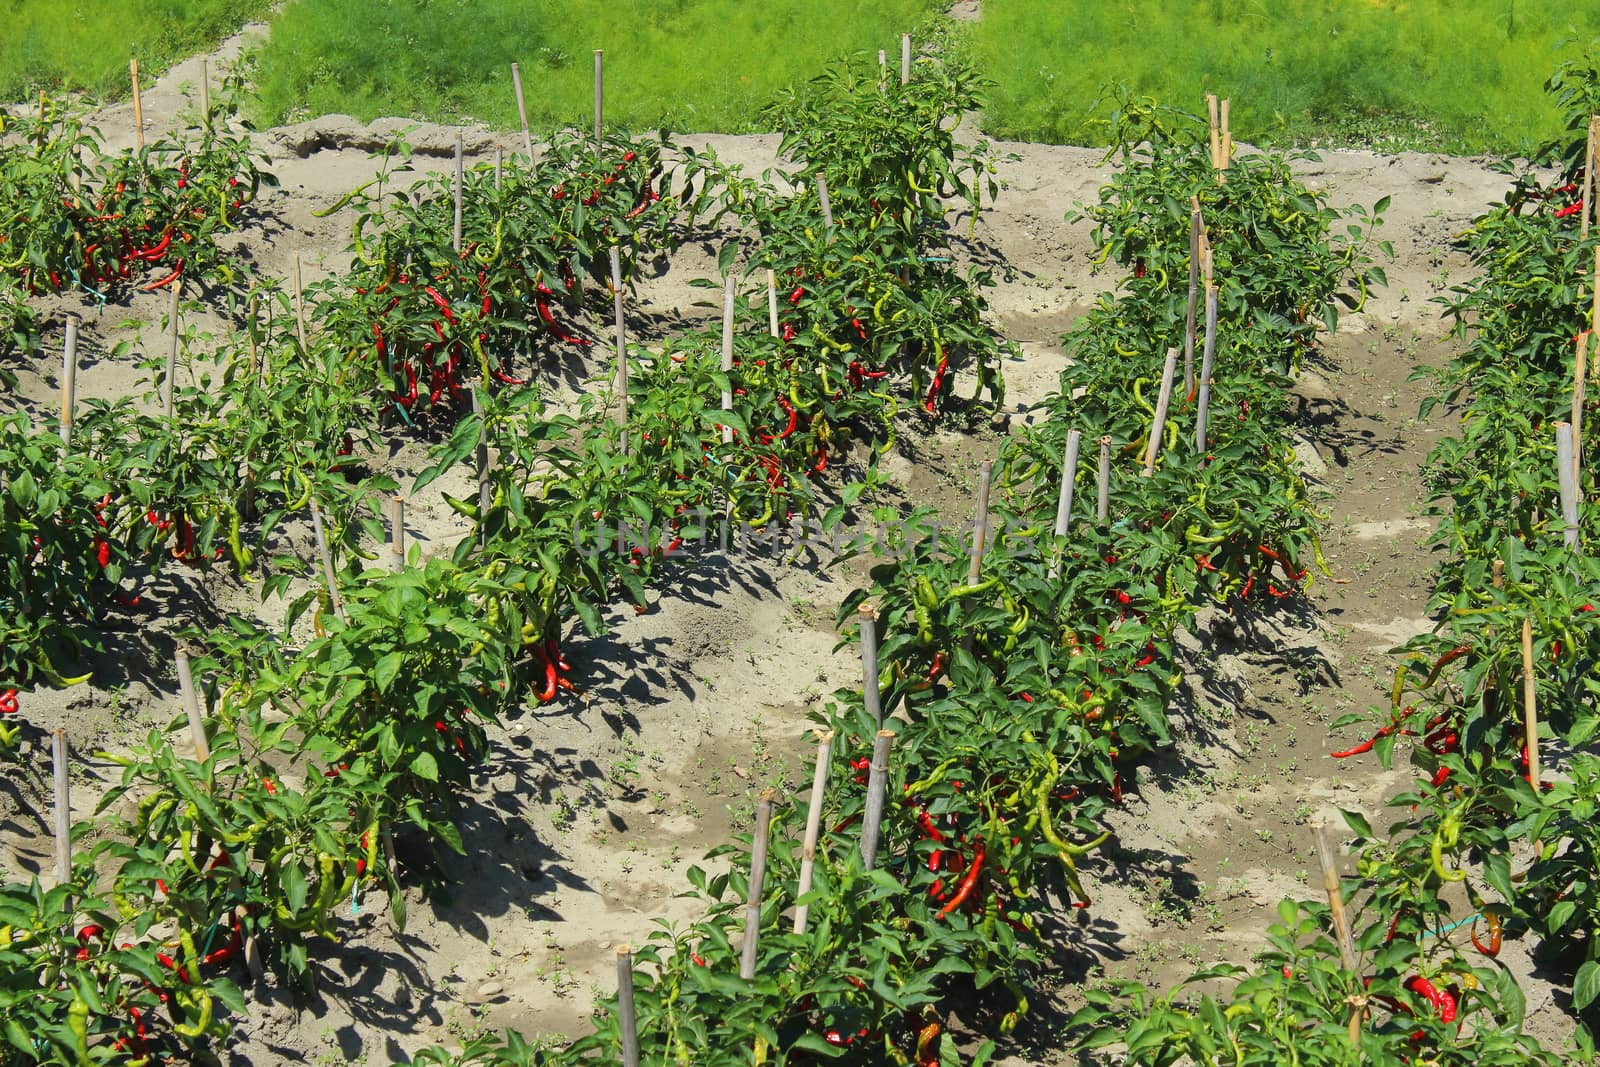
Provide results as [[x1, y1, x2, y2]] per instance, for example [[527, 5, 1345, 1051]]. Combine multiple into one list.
[[2, 27, 1556, 1064]]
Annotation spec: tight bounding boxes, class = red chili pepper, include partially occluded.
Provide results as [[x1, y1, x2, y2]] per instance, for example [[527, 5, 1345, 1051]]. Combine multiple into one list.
[[776, 396, 798, 439], [1556, 201, 1584, 219], [925, 352, 950, 413], [1330, 704, 1417, 758], [545, 637, 573, 674], [535, 655, 558, 703], [95, 540, 111, 569], [0, 690, 19, 715], [141, 259, 184, 291], [937, 841, 984, 918], [424, 286, 456, 322], [1471, 912, 1502, 958]]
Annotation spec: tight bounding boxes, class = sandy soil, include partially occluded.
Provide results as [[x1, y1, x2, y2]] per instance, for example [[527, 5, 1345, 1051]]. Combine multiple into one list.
[[0, 20, 1573, 1066]]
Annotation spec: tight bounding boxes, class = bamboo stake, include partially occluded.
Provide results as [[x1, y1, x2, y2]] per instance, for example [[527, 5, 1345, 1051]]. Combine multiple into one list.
[[162, 282, 181, 419], [131, 60, 144, 149], [1206, 94, 1221, 170], [617, 946, 641, 1067], [452, 131, 464, 255], [388, 495, 406, 572], [472, 390, 491, 525], [900, 34, 912, 85], [611, 246, 628, 430], [859, 730, 893, 869], [1522, 615, 1541, 792], [593, 50, 604, 141], [1576, 333, 1589, 483], [494, 147, 502, 190], [60, 316, 78, 449], [52, 729, 71, 887], [1584, 115, 1598, 241], [1096, 436, 1112, 523], [292, 253, 308, 353], [1048, 429, 1083, 580], [1591, 248, 1600, 349], [966, 462, 993, 586], [1313, 823, 1363, 1044], [1220, 98, 1233, 173], [793, 730, 834, 935], [1556, 421, 1579, 551], [740, 789, 776, 980], [1183, 202, 1201, 399], [766, 268, 779, 337], [511, 62, 535, 166], [1195, 285, 1219, 452], [1142, 348, 1180, 475], [308, 501, 347, 623], [720, 275, 736, 444], [858, 604, 883, 725], [199, 59, 210, 127], [1493, 558, 1505, 589], [878, 49, 888, 89], [816, 174, 833, 229], [175, 645, 209, 762]]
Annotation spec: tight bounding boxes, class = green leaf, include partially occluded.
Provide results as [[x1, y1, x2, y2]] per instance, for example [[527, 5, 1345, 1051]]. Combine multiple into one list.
[[374, 651, 403, 694], [1338, 809, 1373, 840], [1575, 960, 1600, 1011], [412, 751, 439, 782]]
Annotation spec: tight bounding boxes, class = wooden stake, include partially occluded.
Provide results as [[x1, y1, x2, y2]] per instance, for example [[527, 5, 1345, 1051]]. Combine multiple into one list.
[[1096, 435, 1112, 523], [175, 645, 209, 762], [131, 60, 144, 149], [199, 59, 210, 127], [1313, 823, 1363, 1044], [308, 501, 347, 623], [966, 462, 993, 585], [162, 282, 181, 419], [239, 903, 264, 983], [1183, 203, 1201, 399], [740, 789, 776, 980], [858, 604, 883, 725], [452, 130, 464, 255], [720, 274, 736, 444], [617, 946, 641, 1067], [1195, 285, 1219, 452], [1591, 247, 1600, 351], [1522, 615, 1541, 792], [1048, 429, 1083, 580], [52, 729, 71, 887], [511, 62, 536, 166], [1206, 94, 1221, 170], [859, 730, 893, 869], [388, 495, 405, 572], [611, 246, 628, 430], [878, 49, 888, 89], [593, 50, 604, 141], [472, 389, 491, 527], [1493, 558, 1505, 589], [793, 730, 834, 935], [1575, 333, 1588, 484], [1584, 115, 1598, 241], [766, 268, 779, 337], [1220, 98, 1233, 173], [816, 174, 833, 229], [1142, 348, 1180, 475], [292, 253, 308, 353], [60, 316, 78, 449], [1556, 421, 1580, 552], [901, 34, 912, 85], [494, 147, 502, 190]]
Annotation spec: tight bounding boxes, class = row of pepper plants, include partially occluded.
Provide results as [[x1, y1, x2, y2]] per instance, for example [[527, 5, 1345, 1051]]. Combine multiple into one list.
[[0, 45, 1020, 1062], [0, 77, 275, 378], [1062, 66, 1600, 1066], [396, 98, 1562, 1066]]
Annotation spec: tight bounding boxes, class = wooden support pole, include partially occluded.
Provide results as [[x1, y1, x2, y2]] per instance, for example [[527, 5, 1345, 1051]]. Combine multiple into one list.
[[1220, 98, 1232, 172], [1575, 333, 1588, 484], [1096, 436, 1112, 523], [1522, 615, 1541, 793], [494, 147, 502, 190], [793, 730, 834, 935], [60, 316, 78, 449], [766, 269, 779, 338], [740, 789, 776, 980], [53, 729, 71, 887], [1195, 285, 1219, 452], [816, 174, 833, 229], [511, 62, 536, 166], [966, 462, 993, 586], [308, 501, 347, 623], [131, 60, 144, 149], [162, 282, 181, 419], [1556, 421, 1580, 552], [900, 34, 912, 85], [878, 49, 888, 89], [617, 946, 641, 1067], [1313, 823, 1363, 1044], [859, 730, 893, 869], [452, 130, 464, 255], [472, 389, 491, 524], [388, 495, 406, 572], [1142, 348, 1180, 475], [175, 645, 209, 762], [1048, 429, 1083, 580], [858, 604, 882, 725], [199, 58, 210, 127], [1584, 115, 1598, 241], [593, 50, 604, 141], [611, 246, 629, 430], [1206, 94, 1221, 170]]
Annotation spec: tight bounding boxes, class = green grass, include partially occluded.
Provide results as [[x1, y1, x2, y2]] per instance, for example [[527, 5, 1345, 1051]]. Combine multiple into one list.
[[246, 0, 943, 132], [0, 1, 274, 103], [972, 1, 1600, 154]]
